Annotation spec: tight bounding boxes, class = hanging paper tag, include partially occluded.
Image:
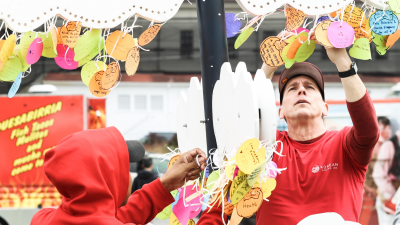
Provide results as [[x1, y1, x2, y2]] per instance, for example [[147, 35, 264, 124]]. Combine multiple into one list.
[[39, 32, 58, 58], [54, 44, 78, 70], [247, 161, 267, 187], [81, 61, 107, 86], [138, 24, 162, 46], [89, 71, 111, 97], [168, 154, 180, 170], [1, 34, 16, 62], [206, 170, 220, 192], [389, 0, 400, 14], [255, 177, 276, 198], [349, 38, 372, 60], [74, 29, 102, 61], [0, 56, 22, 82], [369, 11, 399, 35], [78, 38, 105, 67], [386, 29, 400, 49], [285, 7, 305, 31], [235, 27, 254, 49], [260, 36, 286, 68], [8, 72, 23, 98], [327, 21, 355, 48], [236, 187, 263, 218], [105, 31, 136, 61], [315, 20, 334, 47], [26, 38, 43, 65], [282, 33, 315, 68], [317, 16, 330, 24], [230, 207, 243, 225], [372, 34, 389, 55], [60, 21, 82, 48], [341, 5, 364, 28], [231, 170, 251, 205], [224, 195, 234, 216], [101, 62, 120, 90], [126, 46, 140, 76], [225, 13, 242, 38], [236, 138, 266, 174]]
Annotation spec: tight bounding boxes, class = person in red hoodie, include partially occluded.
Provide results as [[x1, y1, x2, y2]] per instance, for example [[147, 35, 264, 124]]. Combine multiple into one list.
[[31, 126, 206, 225], [196, 33, 379, 224]]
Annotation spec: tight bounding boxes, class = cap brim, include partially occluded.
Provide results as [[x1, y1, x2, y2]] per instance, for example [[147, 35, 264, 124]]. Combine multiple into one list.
[[126, 140, 145, 163]]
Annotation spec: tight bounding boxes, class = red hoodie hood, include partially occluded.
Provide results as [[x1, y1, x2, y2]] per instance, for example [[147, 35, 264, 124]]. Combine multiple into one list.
[[31, 127, 132, 225]]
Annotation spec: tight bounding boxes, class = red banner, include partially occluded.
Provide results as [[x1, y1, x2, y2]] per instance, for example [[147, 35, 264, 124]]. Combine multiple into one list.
[[0, 95, 84, 207]]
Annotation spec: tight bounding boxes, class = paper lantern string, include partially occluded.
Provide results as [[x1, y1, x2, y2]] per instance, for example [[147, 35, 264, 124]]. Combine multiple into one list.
[[21, 67, 32, 78]]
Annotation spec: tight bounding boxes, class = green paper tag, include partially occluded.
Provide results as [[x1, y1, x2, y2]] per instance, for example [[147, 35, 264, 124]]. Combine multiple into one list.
[[206, 170, 220, 192], [372, 34, 389, 55], [282, 32, 315, 68], [74, 29, 102, 62], [0, 56, 22, 81], [78, 37, 105, 67], [81, 61, 107, 86], [39, 32, 57, 58], [349, 38, 372, 60], [247, 161, 267, 187], [235, 27, 254, 49]]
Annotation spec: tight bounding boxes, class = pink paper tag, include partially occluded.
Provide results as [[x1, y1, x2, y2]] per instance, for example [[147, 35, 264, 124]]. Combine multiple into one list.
[[54, 44, 78, 70], [292, 27, 309, 34], [172, 185, 202, 225], [26, 38, 43, 65], [267, 161, 278, 178], [232, 166, 239, 180], [327, 21, 355, 48]]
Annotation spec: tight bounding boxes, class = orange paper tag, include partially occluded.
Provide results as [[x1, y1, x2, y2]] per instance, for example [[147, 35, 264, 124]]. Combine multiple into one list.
[[236, 187, 263, 218], [0, 39, 5, 51], [60, 21, 82, 48], [340, 5, 370, 40], [260, 36, 286, 68], [126, 46, 140, 76], [101, 62, 120, 90], [315, 20, 333, 47], [168, 154, 180, 170], [105, 31, 136, 61], [138, 24, 162, 46], [56, 27, 63, 45], [89, 71, 111, 97], [224, 195, 234, 216], [287, 35, 307, 59], [285, 7, 305, 31], [386, 28, 400, 49]]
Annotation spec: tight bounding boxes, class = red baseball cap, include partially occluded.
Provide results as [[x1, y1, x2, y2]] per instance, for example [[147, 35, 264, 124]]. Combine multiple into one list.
[[279, 62, 325, 103]]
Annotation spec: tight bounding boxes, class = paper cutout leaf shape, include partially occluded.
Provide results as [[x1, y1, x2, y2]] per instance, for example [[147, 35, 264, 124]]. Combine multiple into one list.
[[285, 7, 305, 31], [138, 24, 162, 46], [126, 47, 140, 76], [260, 36, 286, 68], [235, 27, 254, 49], [349, 38, 371, 60]]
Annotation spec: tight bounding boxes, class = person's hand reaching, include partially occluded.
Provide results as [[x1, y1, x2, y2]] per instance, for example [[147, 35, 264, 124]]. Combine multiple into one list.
[[309, 31, 352, 72], [160, 148, 207, 192]]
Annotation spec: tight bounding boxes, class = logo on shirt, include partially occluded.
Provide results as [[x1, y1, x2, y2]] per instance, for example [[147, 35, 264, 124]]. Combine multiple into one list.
[[312, 163, 339, 173], [312, 164, 319, 173]]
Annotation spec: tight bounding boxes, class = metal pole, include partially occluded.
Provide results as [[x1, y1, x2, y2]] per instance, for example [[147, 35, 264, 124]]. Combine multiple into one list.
[[196, 0, 229, 172]]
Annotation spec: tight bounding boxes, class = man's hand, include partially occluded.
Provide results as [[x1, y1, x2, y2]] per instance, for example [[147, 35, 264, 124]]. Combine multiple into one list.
[[160, 148, 207, 192], [309, 32, 352, 72]]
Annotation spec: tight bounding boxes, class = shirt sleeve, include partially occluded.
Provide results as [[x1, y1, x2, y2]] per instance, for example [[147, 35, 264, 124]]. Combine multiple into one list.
[[116, 178, 174, 225], [373, 141, 396, 200], [345, 91, 379, 166], [197, 202, 228, 225]]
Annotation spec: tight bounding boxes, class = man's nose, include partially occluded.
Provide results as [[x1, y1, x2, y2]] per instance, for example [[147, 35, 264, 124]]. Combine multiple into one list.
[[298, 85, 307, 96]]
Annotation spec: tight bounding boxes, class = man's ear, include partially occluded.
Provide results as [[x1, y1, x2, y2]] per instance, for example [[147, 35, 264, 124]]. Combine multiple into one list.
[[279, 107, 285, 120], [322, 102, 329, 117]]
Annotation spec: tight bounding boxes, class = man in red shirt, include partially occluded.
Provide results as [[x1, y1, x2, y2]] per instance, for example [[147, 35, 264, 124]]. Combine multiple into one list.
[[197, 38, 379, 224]]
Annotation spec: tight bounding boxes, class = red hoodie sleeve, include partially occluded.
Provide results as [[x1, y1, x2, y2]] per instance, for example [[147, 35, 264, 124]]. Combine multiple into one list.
[[197, 201, 228, 225], [345, 91, 379, 166], [116, 178, 174, 225]]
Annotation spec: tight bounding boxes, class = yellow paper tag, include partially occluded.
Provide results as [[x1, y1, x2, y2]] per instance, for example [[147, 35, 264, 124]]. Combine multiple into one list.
[[236, 138, 266, 174], [247, 161, 267, 187], [1, 34, 16, 62], [349, 38, 371, 60], [255, 178, 276, 198], [230, 170, 251, 205]]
